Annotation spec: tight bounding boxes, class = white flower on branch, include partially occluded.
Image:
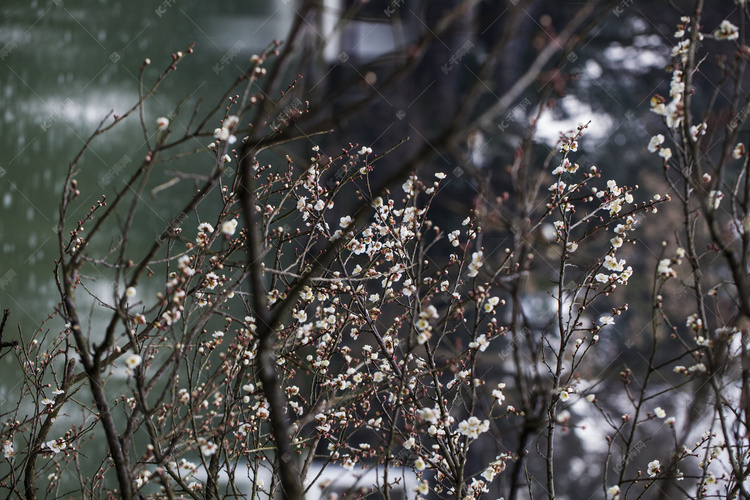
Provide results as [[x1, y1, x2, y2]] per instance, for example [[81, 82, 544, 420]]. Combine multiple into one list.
[[213, 125, 237, 144], [690, 122, 707, 141], [647, 134, 664, 153], [44, 439, 66, 454], [221, 219, 238, 236], [469, 334, 490, 351], [708, 190, 723, 210], [657, 259, 675, 277], [199, 439, 218, 456], [448, 229, 460, 247], [457, 416, 490, 439], [467, 251, 484, 277], [2, 441, 13, 460], [126, 354, 142, 369], [418, 407, 440, 424], [599, 315, 615, 326], [595, 273, 610, 283], [647, 459, 661, 477], [714, 20, 739, 40]]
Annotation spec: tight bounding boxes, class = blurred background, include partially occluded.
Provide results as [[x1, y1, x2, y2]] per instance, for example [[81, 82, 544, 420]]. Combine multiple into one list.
[[0, 0, 737, 497], [0, 0, 696, 342]]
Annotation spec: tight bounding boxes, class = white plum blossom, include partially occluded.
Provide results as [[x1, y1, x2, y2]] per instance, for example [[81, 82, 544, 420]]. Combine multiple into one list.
[[204, 272, 219, 290], [296, 196, 307, 213], [648, 134, 664, 153], [221, 219, 238, 236], [467, 251, 484, 277], [714, 20, 740, 41], [199, 439, 218, 456], [448, 230, 460, 247], [224, 115, 240, 129], [3, 440, 13, 460], [604, 255, 625, 272], [126, 354, 142, 369], [45, 439, 66, 454], [608, 485, 620, 498], [135, 470, 152, 489], [549, 180, 566, 193], [483, 296, 500, 313], [599, 315, 615, 326], [654, 407, 666, 418], [156, 117, 169, 130], [418, 406, 440, 424], [595, 273, 610, 283], [469, 334, 490, 351], [481, 454, 510, 481], [492, 384, 506, 403], [213, 124, 237, 144], [606, 197, 623, 216], [708, 190, 724, 210], [647, 459, 661, 477], [552, 158, 578, 175], [125, 286, 137, 298], [690, 123, 707, 141], [657, 259, 675, 277], [658, 147, 672, 161], [457, 416, 490, 439], [688, 363, 707, 374], [686, 314, 703, 331]]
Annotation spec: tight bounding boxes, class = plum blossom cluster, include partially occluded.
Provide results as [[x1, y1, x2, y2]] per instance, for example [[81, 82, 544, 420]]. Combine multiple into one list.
[[6, 8, 750, 499], [548, 124, 666, 295]]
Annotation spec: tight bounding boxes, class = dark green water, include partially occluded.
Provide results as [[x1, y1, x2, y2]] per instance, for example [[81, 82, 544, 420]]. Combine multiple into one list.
[[0, 0, 292, 414]]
